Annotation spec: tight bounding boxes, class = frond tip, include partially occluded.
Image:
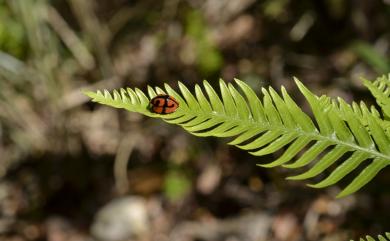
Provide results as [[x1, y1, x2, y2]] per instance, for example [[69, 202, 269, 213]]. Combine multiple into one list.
[[84, 78, 390, 198]]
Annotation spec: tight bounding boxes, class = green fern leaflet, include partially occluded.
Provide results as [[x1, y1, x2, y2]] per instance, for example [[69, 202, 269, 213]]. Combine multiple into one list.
[[364, 74, 390, 119], [351, 232, 390, 241], [84, 77, 390, 198]]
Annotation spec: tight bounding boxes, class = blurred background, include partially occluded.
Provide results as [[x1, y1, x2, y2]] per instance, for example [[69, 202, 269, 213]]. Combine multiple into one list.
[[0, 0, 389, 241]]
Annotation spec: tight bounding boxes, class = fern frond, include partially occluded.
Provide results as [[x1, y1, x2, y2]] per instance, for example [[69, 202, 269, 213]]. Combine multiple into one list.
[[85, 78, 390, 197], [350, 232, 390, 241], [364, 74, 390, 119]]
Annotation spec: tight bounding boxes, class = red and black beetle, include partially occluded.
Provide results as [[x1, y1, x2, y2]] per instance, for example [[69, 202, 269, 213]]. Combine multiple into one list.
[[149, 94, 179, 114]]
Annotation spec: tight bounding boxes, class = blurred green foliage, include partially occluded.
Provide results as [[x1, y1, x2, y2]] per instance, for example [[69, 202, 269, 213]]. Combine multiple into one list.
[[352, 41, 390, 74], [0, 1, 26, 57], [262, 0, 290, 19], [186, 10, 222, 75], [163, 168, 191, 201]]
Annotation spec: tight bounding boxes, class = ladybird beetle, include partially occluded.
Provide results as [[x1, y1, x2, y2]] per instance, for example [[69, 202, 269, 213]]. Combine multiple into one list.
[[149, 94, 179, 114]]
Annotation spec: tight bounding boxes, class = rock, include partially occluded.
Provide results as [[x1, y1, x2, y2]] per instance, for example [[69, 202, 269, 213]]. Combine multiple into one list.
[[91, 197, 149, 241]]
